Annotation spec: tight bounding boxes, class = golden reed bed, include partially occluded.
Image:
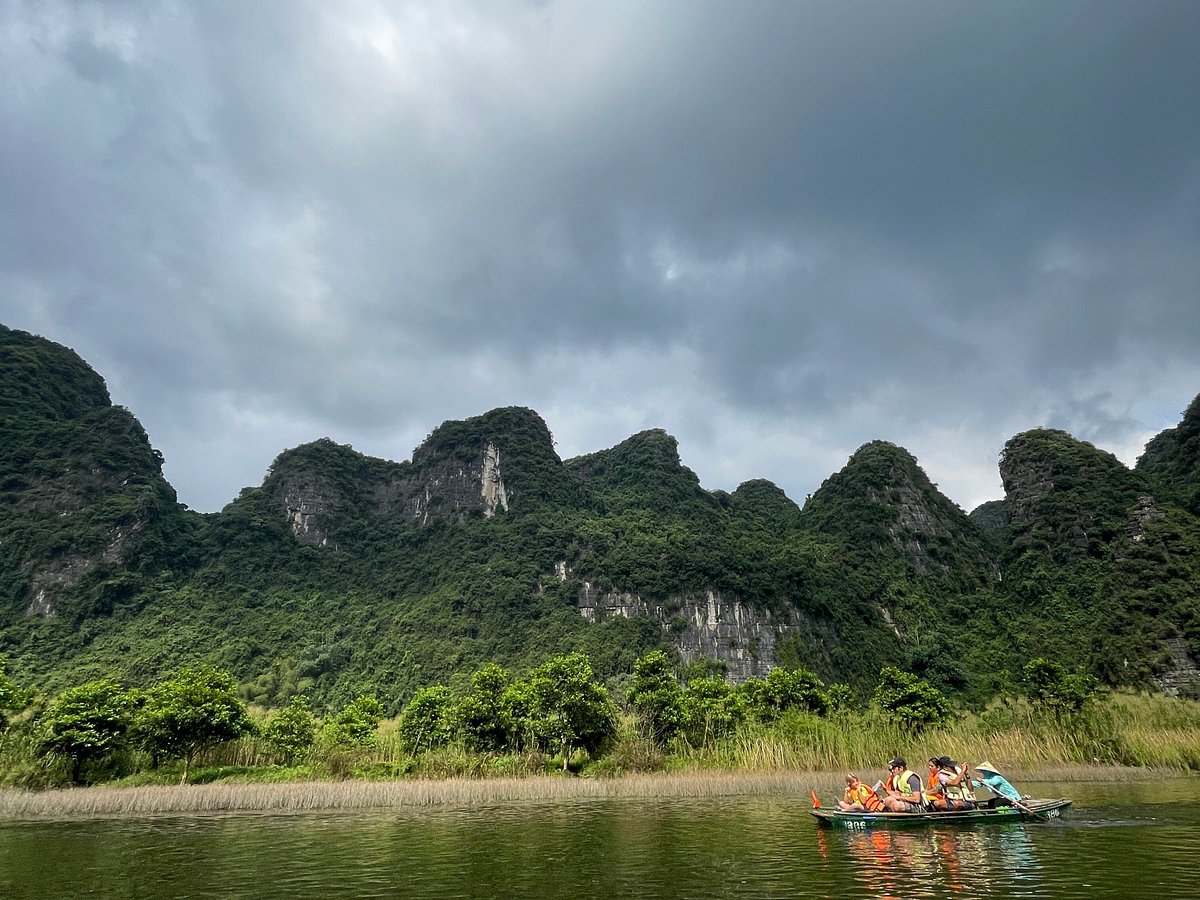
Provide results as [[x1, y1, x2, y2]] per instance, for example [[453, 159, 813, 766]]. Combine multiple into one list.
[[0, 766, 1163, 820]]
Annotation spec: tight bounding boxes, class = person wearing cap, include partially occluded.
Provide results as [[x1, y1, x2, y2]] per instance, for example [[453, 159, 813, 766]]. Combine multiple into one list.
[[880, 757, 927, 812], [927, 756, 977, 811]]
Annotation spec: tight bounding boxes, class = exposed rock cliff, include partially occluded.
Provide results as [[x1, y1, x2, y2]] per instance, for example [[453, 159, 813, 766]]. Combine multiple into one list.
[[377, 438, 510, 525], [575, 579, 797, 682], [1158, 638, 1200, 697], [257, 407, 567, 546]]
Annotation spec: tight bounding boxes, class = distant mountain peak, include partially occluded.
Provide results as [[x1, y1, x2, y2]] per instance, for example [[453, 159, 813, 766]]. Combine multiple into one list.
[[1000, 427, 1151, 560], [1137, 392, 1200, 512], [0, 325, 184, 618], [566, 427, 718, 517], [802, 438, 990, 575], [0, 324, 111, 422]]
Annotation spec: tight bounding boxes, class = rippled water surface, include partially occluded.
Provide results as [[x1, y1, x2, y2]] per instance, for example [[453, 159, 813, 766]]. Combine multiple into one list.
[[2, 779, 1197, 898]]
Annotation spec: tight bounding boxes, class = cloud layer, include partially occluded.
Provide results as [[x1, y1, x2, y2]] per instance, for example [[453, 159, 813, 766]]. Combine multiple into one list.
[[3, 0, 1198, 512]]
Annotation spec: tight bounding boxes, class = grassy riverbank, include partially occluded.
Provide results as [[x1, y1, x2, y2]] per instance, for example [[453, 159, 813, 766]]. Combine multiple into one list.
[[3, 690, 1197, 800], [0, 765, 1183, 820], [665, 691, 1200, 774]]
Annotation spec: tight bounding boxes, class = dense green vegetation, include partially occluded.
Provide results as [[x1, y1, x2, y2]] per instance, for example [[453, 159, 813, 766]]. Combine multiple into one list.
[[3, 652, 1196, 791], [1138, 394, 1200, 514], [1, 321, 1199, 737], [998, 428, 1200, 688]]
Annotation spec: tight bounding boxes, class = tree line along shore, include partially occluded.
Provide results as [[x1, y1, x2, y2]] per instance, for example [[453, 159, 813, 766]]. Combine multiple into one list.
[[1, 651, 1198, 797]]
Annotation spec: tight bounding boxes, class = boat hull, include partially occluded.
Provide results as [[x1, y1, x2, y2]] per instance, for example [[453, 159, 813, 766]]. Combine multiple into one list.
[[811, 797, 1071, 829]]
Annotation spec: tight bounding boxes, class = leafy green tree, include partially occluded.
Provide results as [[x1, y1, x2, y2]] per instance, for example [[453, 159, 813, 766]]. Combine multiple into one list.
[[134, 665, 255, 784], [679, 676, 744, 746], [739, 667, 830, 721], [0, 659, 19, 730], [241, 658, 313, 706], [261, 696, 317, 764], [40, 679, 135, 783], [398, 686, 455, 753], [524, 652, 618, 770], [1023, 658, 1100, 720], [625, 650, 683, 744], [871, 667, 950, 732], [824, 683, 855, 713], [323, 695, 384, 746], [456, 664, 512, 752], [499, 680, 539, 752]]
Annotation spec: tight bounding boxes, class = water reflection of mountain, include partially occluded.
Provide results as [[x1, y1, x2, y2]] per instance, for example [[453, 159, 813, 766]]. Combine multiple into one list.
[[821, 825, 1040, 898]]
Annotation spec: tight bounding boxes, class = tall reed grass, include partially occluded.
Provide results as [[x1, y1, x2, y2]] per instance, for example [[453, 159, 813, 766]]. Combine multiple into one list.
[[0, 772, 843, 819], [668, 690, 1200, 775], [2, 689, 1196, 808]]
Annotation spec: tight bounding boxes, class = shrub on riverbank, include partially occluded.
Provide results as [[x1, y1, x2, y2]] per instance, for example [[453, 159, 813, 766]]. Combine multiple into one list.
[[4, 651, 1200, 791]]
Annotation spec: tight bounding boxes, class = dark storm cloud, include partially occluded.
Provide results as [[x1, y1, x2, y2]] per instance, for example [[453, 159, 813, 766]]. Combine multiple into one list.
[[1, 0, 1198, 512]]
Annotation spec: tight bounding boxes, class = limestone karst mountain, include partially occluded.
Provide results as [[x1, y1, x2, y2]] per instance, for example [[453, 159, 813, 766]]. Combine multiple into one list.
[[0, 325, 194, 621], [2, 322, 1197, 705], [1137, 393, 1200, 514]]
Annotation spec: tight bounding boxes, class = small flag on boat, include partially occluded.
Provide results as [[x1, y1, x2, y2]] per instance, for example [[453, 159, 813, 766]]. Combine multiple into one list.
[[810, 789, 821, 808]]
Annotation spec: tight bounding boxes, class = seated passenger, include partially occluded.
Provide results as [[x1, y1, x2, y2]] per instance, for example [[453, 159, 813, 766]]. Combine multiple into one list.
[[838, 773, 884, 811], [880, 757, 927, 812], [928, 756, 977, 811]]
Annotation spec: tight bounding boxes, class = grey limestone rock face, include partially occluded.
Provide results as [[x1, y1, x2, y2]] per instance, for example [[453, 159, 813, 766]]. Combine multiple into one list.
[[26, 522, 141, 618], [868, 482, 944, 574], [1158, 638, 1200, 698], [280, 478, 334, 547], [999, 457, 1056, 532], [382, 442, 509, 526], [480, 443, 509, 518], [275, 442, 511, 540], [575, 578, 795, 683], [1125, 495, 1165, 542]]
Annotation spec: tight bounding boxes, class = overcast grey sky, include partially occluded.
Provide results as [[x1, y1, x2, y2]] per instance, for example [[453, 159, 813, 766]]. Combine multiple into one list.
[[3, 0, 1198, 513]]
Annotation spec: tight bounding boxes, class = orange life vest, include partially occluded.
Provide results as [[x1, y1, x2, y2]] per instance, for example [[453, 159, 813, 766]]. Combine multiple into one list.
[[847, 782, 884, 811]]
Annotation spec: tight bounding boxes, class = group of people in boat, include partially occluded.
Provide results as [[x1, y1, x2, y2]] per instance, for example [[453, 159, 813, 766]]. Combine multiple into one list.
[[838, 756, 978, 813]]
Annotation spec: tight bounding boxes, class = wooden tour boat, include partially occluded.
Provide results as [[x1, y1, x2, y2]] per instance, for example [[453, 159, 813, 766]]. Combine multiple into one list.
[[811, 797, 1072, 829]]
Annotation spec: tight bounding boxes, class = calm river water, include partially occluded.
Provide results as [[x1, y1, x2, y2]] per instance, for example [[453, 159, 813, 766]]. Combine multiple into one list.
[[2, 779, 1197, 899]]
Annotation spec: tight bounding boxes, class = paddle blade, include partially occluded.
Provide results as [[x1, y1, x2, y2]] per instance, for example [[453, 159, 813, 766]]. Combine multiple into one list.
[[810, 789, 821, 808]]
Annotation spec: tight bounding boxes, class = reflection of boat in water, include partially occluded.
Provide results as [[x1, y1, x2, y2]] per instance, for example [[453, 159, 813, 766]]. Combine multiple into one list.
[[811, 797, 1071, 829], [832, 818, 1044, 899]]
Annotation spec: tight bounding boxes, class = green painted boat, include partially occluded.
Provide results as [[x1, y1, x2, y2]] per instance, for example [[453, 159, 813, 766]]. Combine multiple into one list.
[[811, 797, 1071, 829]]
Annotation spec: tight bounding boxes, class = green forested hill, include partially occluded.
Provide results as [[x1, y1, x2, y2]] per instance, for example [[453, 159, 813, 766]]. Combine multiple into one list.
[[0, 325, 198, 623], [1137, 394, 1200, 514], [795, 440, 1004, 694], [997, 428, 1200, 684], [2, 323, 1198, 708]]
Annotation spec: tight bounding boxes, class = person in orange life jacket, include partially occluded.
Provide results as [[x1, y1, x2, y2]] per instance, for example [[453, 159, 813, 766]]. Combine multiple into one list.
[[881, 757, 927, 812], [838, 773, 884, 811], [926, 756, 977, 811]]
